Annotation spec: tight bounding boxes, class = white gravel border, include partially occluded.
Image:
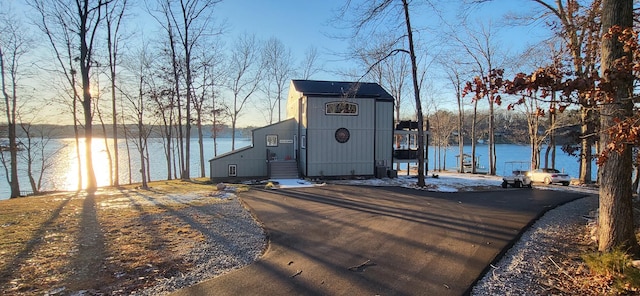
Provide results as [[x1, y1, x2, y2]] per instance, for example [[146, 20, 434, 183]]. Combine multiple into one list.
[[133, 195, 266, 296], [471, 194, 598, 295]]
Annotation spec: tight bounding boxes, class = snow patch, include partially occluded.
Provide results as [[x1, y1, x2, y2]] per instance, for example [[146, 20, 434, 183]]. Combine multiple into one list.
[[329, 172, 504, 192], [268, 179, 326, 189]]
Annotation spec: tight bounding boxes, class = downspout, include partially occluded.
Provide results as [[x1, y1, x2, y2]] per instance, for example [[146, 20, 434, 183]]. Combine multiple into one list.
[[390, 100, 395, 176], [373, 99, 377, 176]]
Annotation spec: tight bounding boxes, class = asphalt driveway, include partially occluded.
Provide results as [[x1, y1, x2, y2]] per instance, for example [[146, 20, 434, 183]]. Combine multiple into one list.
[[171, 185, 587, 296]]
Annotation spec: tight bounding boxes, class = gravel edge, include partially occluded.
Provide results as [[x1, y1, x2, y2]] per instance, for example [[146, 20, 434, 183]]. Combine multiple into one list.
[[471, 194, 599, 295], [134, 196, 267, 296]]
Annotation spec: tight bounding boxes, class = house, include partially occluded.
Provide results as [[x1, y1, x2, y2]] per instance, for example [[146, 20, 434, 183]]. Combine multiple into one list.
[[209, 79, 395, 182]]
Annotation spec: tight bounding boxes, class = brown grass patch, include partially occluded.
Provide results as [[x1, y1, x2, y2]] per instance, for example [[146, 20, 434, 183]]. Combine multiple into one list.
[[0, 179, 231, 295]]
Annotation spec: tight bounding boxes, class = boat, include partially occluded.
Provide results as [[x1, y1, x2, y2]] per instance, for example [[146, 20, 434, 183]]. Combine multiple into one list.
[[455, 153, 488, 174]]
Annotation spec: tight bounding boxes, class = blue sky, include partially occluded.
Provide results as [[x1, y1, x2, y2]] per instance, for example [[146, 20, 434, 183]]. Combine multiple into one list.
[[129, 0, 541, 76], [210, 0, 550, 123], [212, 0, 548, 80], [216, 0, 342, 63], [9, 0, 551, 127]]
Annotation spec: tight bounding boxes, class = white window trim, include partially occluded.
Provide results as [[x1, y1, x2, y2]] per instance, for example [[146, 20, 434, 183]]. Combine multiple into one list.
[[228, 164, 237, 177], [325, 101, 358, 115], [266, 134, 278, 147]]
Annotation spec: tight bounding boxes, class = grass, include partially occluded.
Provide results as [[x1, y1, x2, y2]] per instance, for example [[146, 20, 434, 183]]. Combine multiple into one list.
[[0, 179, 240, 295], [583, 248, 640, 294]]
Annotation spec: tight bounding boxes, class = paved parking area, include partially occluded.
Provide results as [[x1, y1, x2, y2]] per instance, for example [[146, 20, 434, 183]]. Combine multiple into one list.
[[171, 185, 586, 296]]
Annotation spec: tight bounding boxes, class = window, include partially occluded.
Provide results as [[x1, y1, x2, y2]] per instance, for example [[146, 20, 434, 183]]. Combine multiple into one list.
[[325, 101, 358, 115], [228, 164, 237, 177], [301, 135, 306, 149], [266, 134, 278, 147]]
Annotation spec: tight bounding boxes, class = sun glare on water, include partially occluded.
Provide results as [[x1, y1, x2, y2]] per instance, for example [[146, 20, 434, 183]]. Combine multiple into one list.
[[62, 138, 112, 191]]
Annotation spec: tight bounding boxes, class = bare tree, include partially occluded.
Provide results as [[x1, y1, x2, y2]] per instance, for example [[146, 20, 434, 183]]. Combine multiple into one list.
[[155, 1, 185, 179], [511, 40, 566, 171], [457, 21, 507, 175], [121, 45, 156, 189], [351, 34, 410, 127], [0, 5, 30, 198], [339, 0, 428, 186], [519, 92, 546, 169], [17, 112, 66, 194], [193, 44, 225, 177], [33, 3, 84, 190], [150, 0, 222, 180], [442, 59, 468, 173], [33, 0, 110, 193], [261, 37, 295, 124], [430, 109, 458, 171], [299, 45, 322, 80], [93, 73, 115, 186], [165, 0, 222, 179], [226, 33, 262, 150], [105, 0, 128, 186]]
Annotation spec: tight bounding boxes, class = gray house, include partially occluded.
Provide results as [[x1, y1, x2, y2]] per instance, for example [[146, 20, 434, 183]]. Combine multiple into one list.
[[209, 80, 394, 182]]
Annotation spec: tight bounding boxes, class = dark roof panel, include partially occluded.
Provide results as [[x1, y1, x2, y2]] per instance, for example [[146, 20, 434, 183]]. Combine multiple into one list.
[[291, 80, 393, 101]]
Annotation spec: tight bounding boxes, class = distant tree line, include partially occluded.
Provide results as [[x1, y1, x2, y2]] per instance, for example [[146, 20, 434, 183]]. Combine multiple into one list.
[[0, 124, 255, 139]]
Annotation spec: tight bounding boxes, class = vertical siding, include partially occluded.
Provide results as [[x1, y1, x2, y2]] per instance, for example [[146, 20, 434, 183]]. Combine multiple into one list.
[[209, 119, 296, 180], [375, 101, 394, 167], [306, 96, 375, 176], [253, 119, 296, 160]]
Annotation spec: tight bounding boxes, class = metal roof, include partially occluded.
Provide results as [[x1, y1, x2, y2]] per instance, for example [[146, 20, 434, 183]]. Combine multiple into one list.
[[291, 80, 394, 101]]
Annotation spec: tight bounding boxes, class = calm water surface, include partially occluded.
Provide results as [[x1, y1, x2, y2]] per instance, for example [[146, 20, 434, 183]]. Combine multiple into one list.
[[0, 139, 594, 199], [0, 137, 251, 199]]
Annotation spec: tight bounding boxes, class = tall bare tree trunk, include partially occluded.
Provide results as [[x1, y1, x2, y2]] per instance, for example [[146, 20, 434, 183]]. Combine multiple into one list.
[[546, 92, 557, 169], [457, 84, 465, 174], [183, 44, 192, 180], [197, 110, 205, 178], [172, 45, 185, 179], [96, 102, 113, 186], [471, 100, 478, 173], [73, 78, 83, 191], [597, 0, 638, 253], [77, 0, 100, 193], [0, 47, 20, 198], [402, 0, 425, 187], [106, 0, 127, 187], [119, 98, 132, 184], [136, 76, 148, 189]]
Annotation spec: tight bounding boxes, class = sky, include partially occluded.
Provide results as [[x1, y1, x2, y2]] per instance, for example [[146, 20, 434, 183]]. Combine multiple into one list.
[[6, 0, 551, 128], [190, 0, 549, 126], [212, 0, 548, 80]]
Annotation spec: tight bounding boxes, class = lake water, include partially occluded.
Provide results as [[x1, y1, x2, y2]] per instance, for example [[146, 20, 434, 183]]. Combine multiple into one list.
[[0, 138, 594, 199]]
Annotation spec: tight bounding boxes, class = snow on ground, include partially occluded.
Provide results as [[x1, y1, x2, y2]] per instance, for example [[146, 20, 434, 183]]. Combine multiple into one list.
[[332, 171, 504, 192], [99, 187, 242, 209], [269, 171, 504, 192], [98, 171, 597, 210], [269, 171, 599, 194], [268, 179, 327, 189]]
